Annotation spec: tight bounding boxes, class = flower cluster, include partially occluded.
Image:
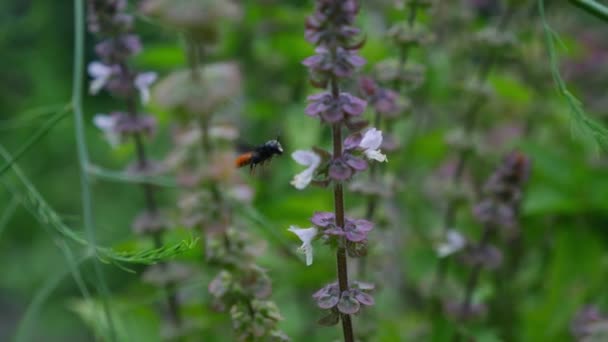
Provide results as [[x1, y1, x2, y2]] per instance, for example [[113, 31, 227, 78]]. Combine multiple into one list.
[[571, 305, 608, 341], [305, 91, 366, 123], [87, 0, 157, 146], [93, 112, 156, 147], [290, 212, 374, 266], [144, 1, 288, 339], [473, 151, 531, 234], [290, 0, 380, 338], [291, 128, 386, 190], [305, 0, 361, 47], [87, 0, 179, 332], [204, 228, 289, 341], [313, 281, 375, 322], [359, 77, 400, 117], [447, 151, 531, 321]]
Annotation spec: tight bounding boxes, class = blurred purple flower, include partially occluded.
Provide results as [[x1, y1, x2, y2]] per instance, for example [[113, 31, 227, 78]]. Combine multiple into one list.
[[303, 47, 366, 79], [359, 77, 400, 116]]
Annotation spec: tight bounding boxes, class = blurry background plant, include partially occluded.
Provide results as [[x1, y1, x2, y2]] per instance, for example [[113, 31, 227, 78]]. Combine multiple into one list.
[[143, 0, 288, 339], [3, 0, 608, 341]]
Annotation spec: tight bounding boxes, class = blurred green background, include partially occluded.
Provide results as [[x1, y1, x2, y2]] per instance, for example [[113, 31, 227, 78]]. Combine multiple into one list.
[[2, 1, 608, 341]]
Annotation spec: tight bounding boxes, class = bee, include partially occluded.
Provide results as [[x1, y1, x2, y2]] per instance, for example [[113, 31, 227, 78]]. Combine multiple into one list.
[[235, 138, 284, 172]]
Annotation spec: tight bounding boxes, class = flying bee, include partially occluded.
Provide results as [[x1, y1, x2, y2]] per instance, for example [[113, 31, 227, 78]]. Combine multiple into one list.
[[235, 138, 284, 172]]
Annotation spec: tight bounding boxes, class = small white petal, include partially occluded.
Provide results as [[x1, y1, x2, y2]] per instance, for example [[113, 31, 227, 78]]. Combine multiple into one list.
[[288, 226, 318, 266], [93, 114, 115, 130], [364, 149, 387, 162], [135, 72, 157, 104], [88, 62, 112, 78], [89, 76, 110, 95], [436, 230, 466, 258], [359, 127, 383, 151], [292, 150, 321, 167], [359, 128, 387, 162], [93, 114, 120, 148], [291, 169, 314, 190], [88, 62, 113, 95]]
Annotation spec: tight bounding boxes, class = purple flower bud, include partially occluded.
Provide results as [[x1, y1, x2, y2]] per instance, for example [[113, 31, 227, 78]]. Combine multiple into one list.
[[344, 154, 368, 171], [340, 92, 367, 116], [313, 283, 340, 309], [305, 1, 361, 46], [105, 69, 135, 98], [337, 290, 360, 314], [113, 112, 157, 136], [374, 89, 399, 114], [359, 77, 378, 97], [343, 132, 363, 150], [353, 289, 374, 306], [344, 223, 363, 242], [302, 52, 327, 70], [95, 34, 142, 63], [343, 218, 373, 242], [305, 92, 366, 123], [329, 158, 353, 181], [303, 47, 365, 79], [311, 212, 335, 227], [345, 219, 374, 243], [305, 92, 331, 117]]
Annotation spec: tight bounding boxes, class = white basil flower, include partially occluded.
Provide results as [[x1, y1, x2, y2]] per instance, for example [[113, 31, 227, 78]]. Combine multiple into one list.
[[88, 61, 114, 95], [290, 150, 321, 190], [436, 229, 467, 258], [134, 72, 157, 104], [288, 226, 318, 266], [93, 114, 120, 147], [359, 127, 387, 162]]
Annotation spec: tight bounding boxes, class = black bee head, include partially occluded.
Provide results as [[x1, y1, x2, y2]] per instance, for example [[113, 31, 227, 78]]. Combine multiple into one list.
[[265, 139, 283, 155]]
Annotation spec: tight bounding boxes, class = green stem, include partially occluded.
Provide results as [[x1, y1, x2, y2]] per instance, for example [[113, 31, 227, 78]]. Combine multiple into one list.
[[569, 0, 608, 21], [71, 0, 116, 340]]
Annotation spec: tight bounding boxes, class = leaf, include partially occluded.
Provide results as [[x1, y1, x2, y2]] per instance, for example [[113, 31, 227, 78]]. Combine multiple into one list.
[[0, 146, 197, 267], [539, 0, 608, 150]]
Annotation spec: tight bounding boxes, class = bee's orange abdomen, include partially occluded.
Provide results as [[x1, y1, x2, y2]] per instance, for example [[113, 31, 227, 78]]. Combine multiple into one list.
[[235, 152, 254, 168]]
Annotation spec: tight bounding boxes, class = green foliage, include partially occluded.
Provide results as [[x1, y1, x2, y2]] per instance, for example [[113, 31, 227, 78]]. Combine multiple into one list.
[[540, 0, 608, 150]]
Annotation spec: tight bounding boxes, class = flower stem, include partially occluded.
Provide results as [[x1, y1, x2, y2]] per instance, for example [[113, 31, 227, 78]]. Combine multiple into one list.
[[460, 225, 492, 316], [453, 225, 494, 342], [332, 95, 354, 341], [123, 69, 182, 328]]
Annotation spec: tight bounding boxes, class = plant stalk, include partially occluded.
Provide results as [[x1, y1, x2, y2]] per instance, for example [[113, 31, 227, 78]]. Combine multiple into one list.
[[331, 69, 354, 341], [122, 66, 182, 328]]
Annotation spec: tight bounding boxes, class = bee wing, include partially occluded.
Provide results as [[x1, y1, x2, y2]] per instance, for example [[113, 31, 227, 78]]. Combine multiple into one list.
[[235, 140, 256, 153]]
